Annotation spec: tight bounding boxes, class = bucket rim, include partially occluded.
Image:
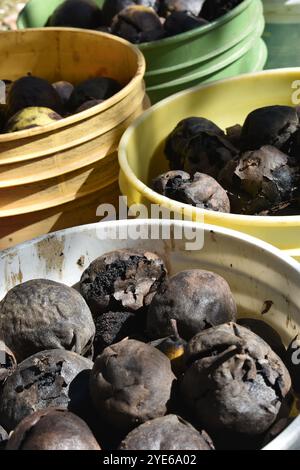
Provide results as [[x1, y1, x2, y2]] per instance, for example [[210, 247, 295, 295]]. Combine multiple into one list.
[[146, 23, 265, 90]]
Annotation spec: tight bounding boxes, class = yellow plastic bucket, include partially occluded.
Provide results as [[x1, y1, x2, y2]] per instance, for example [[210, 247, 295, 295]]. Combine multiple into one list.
[[119, 69, 300, 260], [0, 28, 147, 250]]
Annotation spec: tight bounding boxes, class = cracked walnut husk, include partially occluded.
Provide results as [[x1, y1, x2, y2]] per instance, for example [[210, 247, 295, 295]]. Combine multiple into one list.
[[180, 322, 291, 435], [165, 117, 237, 178], [80, 249, 167, 315], [0, 349, 93, 432], [153, 170, 230, 212]]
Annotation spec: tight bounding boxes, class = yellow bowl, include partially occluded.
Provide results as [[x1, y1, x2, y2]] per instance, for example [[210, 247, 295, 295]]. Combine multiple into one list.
[[119, 68, 300, 259]]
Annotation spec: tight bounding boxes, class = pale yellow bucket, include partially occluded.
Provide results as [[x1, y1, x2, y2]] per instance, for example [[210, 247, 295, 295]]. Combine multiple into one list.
[[119, 69, 300, 260]]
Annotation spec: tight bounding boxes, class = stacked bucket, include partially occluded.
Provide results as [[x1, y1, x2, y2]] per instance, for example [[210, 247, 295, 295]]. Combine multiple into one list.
[[0, 29, 147, 249], [141, 0, 266, 103], [18, 0, 266, 103]]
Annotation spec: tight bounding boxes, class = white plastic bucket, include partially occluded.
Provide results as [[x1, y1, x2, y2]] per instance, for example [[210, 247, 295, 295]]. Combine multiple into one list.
[[263, 0, 300, 67]]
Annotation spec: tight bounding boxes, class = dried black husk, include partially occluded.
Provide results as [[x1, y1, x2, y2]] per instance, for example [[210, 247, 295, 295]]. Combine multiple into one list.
[[0, 349, 93, 432], [226, 124, 242, 148], [111, 5, 165, 43], [159, 0, 206, 17], [147, 270, 237, 341], [240, 106, 299, 151], [48, 0, 102, 29], [181, 323, 291, 435], [219, 145, 299, 215], [67, 77, 122, 112], [7, 76, 63, 117], [90, 339, 176, 432], [93, 310, 146, 357], [102, 0, 159, 25], [6, 409, 101, 450], [80, 249, 167, 315], [153, 170, 230, 212], [201, 0, 244, 21], [119, 415, 214, 450], [164, 11, 208, 36], [165, 117, 237, 178], [0, 279, 95, 362], [237, 318, 287, 363]]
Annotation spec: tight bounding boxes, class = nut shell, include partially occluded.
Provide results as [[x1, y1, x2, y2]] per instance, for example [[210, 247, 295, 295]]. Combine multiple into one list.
[[119, 414, 214, 450], [240, 106, 299, 151], [219, 146, 298, 215], [153, 171, 230, 212], [6, 409, 100, 450], [90, 339, 175, 431], [0, 349, 93, 431], [7, 76, 63, 117], [147, 270, 237, 340], [111, 5, 165, 43], [181, 323, 291, 435], [0, 279, 95, 362], [165, 117, 237, 178], [102, 0, 159, 25]]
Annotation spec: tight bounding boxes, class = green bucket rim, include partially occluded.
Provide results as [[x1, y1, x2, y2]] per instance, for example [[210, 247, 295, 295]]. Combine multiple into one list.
[[146, 26, 265, 92], [146, 40, 267, 102], [145, 2, 263, 77]]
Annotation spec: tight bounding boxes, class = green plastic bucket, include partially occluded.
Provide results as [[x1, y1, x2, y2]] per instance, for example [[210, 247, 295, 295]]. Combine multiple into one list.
[[263, 1, 300, 69], [146, 14, 265, 87], [147, 38, 267, 103], [18, 0, 264, 73]]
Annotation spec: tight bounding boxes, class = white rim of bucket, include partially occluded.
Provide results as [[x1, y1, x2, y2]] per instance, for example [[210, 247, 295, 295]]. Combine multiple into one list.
[[1, 218, 300, 450]]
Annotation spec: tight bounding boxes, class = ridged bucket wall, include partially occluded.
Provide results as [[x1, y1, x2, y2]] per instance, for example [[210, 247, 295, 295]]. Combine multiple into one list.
[[0, 28, 147, 249]]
